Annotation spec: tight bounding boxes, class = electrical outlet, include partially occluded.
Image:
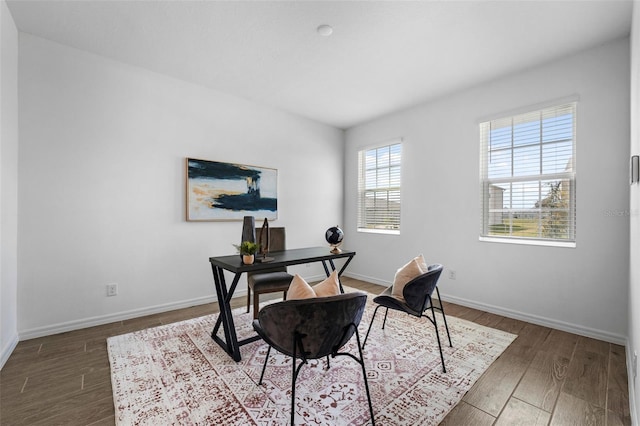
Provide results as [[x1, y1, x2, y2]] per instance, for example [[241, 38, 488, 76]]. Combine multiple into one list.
[[448, 270, 457, 280], [107, 283, 118, 297]]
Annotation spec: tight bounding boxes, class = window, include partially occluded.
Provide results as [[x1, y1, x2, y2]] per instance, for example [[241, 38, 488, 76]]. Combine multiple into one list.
[[480, 103, 576, 245], [358, 141, 402, 233]]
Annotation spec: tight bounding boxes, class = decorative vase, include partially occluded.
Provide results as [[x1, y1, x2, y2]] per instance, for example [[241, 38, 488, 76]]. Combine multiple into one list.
[[242, 254, 255, 265], [241, 216, 256, 259], [242, 216, 256, 243], [240, 216, 256, 265]]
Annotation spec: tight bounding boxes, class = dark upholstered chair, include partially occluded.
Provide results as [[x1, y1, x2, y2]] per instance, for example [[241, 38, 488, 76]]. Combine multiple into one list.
[[362, 264, 451, 373], [252, 292, 375, 425], [246, 227, 294, 319]]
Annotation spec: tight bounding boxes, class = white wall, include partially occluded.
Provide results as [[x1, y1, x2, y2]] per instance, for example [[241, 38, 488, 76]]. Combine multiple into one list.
[[628, 1, 639, 423], [17, 34, 344, 338], [1, 0, 19, 368], [345, 38, 630, 344]]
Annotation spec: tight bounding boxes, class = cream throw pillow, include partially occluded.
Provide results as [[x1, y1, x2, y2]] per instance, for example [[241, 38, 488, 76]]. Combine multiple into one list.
[[287, 270, 341, 300], [415, 254, 428, 272], [313, 270, 341, 297], [391, 255, 428, 299]]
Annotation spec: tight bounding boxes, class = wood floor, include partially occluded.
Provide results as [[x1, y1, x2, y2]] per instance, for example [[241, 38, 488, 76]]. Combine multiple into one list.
[[0, 277, 631, 425]]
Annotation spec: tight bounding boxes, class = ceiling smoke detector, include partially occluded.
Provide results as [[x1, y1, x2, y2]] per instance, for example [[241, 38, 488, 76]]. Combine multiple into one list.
[[317, 25, 333, 36]]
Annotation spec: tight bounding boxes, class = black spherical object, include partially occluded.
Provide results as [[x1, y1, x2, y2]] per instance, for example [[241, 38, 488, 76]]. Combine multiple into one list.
[[325, 226, 344, 253]]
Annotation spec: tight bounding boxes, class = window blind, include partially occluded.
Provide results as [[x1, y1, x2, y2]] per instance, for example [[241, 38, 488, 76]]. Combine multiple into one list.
[[480, 103, 576, 243], [358, 142, 402, 232]]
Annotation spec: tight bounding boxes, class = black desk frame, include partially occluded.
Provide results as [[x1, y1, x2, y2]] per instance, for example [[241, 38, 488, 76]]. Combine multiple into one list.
[[209, 247, 356, 361]]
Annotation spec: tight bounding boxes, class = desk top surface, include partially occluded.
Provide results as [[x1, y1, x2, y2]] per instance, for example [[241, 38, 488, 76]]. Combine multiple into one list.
[[209, 246, 356, 273]]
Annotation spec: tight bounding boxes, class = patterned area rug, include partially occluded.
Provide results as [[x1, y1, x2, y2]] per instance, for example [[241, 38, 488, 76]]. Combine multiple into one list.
[[107, 294, 516, 425]]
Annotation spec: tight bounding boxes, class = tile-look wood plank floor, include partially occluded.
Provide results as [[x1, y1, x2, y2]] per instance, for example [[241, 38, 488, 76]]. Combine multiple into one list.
[[0, 278, 631, 425]]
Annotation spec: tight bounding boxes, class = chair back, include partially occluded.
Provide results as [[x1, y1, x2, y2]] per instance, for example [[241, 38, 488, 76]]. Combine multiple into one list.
[[402, 264, 444, 313], [249, 227, 287, 277], [254, 292, 368, 359], [256, 226, 286, 252]]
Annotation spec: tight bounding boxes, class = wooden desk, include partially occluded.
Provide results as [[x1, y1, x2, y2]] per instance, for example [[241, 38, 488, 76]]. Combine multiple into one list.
[[209, 247, 356, 361]]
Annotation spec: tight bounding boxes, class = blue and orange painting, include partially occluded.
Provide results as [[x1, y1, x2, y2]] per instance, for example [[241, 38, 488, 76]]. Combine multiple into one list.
[[187, 158, 277, 221]]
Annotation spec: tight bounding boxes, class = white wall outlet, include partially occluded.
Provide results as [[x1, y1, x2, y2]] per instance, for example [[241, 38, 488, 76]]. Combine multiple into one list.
[[448, 270, 457, 280], [106, 283, 118, 297]]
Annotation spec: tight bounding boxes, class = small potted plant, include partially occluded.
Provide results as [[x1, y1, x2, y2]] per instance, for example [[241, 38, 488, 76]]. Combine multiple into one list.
[[234, 241, 259, 265]]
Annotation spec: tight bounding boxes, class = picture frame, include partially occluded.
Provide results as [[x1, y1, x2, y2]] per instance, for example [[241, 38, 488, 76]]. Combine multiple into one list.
[[186, 158, 278, 221]]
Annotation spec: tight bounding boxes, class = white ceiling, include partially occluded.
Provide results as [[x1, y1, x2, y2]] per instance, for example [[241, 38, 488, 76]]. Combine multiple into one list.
[[6, 0, 634, 129]]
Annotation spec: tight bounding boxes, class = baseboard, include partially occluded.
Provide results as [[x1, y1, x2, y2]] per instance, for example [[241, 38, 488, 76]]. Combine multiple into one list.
[[18, 294, 218, 340], [626, 337, 638, 425], [443, 293, 627, 345], [18, 272, 333, 341], [1, 331, 19, 370], [344, 272, 626, 345], [17, 271, 626, 346], [343, 272, 391, 287], [305, 273, 331, 283]]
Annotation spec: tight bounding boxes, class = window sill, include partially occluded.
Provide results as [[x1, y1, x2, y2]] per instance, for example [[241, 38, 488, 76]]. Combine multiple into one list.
[[358, 228, 400, 236], [479, 236, 576, 248]]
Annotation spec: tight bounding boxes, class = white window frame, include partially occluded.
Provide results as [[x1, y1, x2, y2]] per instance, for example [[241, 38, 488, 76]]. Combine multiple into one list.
[[479, 102, 576, 247], [357, 140, 402, 234]]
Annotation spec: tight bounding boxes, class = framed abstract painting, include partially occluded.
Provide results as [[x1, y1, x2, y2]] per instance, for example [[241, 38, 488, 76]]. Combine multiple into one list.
[[186, 158, 278, 221]]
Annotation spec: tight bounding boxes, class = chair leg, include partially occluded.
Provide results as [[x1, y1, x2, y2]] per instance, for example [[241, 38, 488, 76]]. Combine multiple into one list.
[[381, 307, 389, 330], [428, 302, 446, 373], [253, 292, 260, 320], [290, 332, 309, 426], [258, 345, 271, 385], [435, 286, 452, 347], [362, 304, 384, 349], [291, 342, 297, 426], [246, 286, 251, 313], [353, 327, 376, 425]]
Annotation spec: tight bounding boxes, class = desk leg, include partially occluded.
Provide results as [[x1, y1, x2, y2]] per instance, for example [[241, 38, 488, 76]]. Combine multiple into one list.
[[211, 266, 229, 340], [325, 255, 356, 293], [210, 265, 242, 362], [325, 259, 346, 293], [328, 259, 336, 273], [212, 270, 241, 337], [321, 260, 330, 277], [338, 255, 354, 277]]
